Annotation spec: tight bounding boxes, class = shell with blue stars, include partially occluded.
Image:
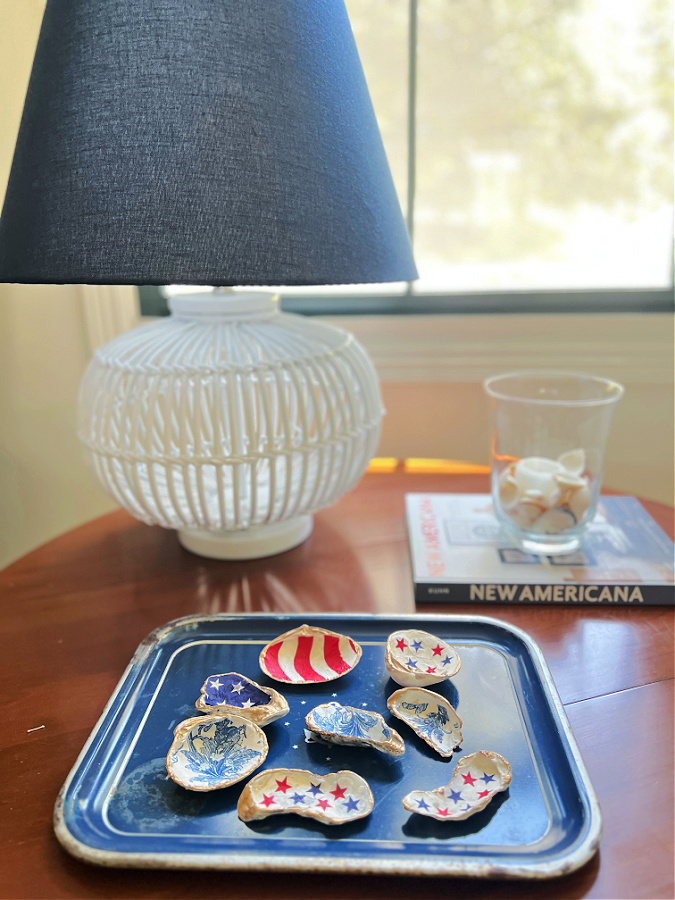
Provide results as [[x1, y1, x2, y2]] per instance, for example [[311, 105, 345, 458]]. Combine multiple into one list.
[[237, 768, 374, 825], [402, 750, 512, 821], [385, 629, 461, 687]]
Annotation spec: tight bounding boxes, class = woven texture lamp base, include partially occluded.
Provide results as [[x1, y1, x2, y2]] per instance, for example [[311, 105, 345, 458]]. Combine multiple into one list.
[[78, 291, 384, 559]]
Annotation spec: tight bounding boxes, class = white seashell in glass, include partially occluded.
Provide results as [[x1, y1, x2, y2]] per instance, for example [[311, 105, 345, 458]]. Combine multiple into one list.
[[78, 291, 384, 559], [384, 629, 461, 688]]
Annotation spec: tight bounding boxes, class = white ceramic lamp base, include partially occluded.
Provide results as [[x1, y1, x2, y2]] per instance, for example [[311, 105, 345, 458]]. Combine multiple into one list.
[[177, 515, 313, 560]]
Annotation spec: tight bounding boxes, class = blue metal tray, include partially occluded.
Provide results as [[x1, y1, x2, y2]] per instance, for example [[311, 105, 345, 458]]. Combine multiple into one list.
[[54, 613, 601, 878]]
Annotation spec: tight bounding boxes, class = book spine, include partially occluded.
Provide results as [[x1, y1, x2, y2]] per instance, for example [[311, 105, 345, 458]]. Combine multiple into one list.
[[415, 582, 675, 607]]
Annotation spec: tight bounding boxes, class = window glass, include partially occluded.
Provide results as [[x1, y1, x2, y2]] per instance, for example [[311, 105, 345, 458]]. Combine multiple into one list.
[[414, 0, 673, 292], [345, 0, 410, 220]]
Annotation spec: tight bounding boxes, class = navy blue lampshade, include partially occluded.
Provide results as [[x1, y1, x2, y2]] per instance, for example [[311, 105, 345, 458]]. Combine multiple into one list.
[[0, 0, 416, 286]]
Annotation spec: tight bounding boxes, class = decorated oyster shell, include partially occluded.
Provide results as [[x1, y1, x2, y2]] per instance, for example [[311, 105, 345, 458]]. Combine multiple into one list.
[[305, 702, 405, 757], [237, 768, 373, 825], [402, 750, 511, 821], [166, 714, 268, 791], [259, 623, 362, 684], [385, 629, 461, 687], [195, 672, 288, 725], [387, 687, 462, 757]]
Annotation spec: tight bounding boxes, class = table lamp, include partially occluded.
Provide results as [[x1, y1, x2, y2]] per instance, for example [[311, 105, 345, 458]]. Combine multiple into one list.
[[0, 0, 417, 559]]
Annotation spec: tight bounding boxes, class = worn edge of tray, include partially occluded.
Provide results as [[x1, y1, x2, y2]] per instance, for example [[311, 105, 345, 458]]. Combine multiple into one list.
[[53, 611, 603, 879]]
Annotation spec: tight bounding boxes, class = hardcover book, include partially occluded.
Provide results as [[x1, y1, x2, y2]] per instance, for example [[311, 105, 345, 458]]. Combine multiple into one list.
[[406, 493, 674, 607]]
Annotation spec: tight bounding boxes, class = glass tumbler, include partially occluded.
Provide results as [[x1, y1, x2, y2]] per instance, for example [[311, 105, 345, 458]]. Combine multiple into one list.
[[483, 371, 624, 555]]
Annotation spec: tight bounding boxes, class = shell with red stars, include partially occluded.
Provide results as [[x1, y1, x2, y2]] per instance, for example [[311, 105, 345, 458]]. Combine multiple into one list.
[[385, 629, 461, 687], [402, 750, 512, 821], [237, 768, 374, 824], [387, 687, 463, 758], [259, 624, 362, 685]]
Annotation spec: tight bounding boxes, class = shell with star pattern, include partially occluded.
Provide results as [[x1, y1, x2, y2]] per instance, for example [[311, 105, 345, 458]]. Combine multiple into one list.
[[402, 750, 512, 821], [195, 672, 289, 725], [385, 629, 461, 687], [237, 768, 374, 825]]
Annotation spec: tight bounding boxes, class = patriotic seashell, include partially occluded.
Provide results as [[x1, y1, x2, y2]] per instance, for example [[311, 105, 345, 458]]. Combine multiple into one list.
[[237, 768, 374, 825], [305, 702, 405, 757], [385, 629, 461, 687], [387, 687, 462, 758], [195, 672, 288, 725], [166, 714, 267, 791], [402, 750, 512, 821], [259, 624, 362, 684]]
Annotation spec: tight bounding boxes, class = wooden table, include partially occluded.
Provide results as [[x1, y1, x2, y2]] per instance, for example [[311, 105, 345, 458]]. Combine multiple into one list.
[[1, 469, 673, 899]]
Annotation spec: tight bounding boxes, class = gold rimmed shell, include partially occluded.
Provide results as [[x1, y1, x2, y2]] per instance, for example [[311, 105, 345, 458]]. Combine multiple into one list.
[[402, 750, 512, 821], [195, 672, 288, 725], [305, 702, 405, 757], [237, 768, 374, 825], [387, 687, 462, 758], [259, 623, 362, 684], [166, 714, 268, 791], [385, 629, 461, 687]]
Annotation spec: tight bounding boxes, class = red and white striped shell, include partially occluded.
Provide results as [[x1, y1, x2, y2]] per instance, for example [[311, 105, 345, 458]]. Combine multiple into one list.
[[259, 624, 362, 684]]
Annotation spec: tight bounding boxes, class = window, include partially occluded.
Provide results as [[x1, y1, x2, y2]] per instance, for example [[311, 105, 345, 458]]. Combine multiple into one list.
[[141, 0, 673, 317]]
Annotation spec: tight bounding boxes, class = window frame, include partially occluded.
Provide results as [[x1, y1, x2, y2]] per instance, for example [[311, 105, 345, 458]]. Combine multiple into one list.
[[280, 288, 673, 316], [139, 287, 673, 318]]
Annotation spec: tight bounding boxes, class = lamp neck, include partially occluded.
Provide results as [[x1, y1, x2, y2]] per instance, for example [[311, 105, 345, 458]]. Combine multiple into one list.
[[168, 290, 279, 320]]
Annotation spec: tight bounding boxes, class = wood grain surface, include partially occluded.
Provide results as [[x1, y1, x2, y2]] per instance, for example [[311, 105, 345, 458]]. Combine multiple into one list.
[[1, 470, 673, 900]]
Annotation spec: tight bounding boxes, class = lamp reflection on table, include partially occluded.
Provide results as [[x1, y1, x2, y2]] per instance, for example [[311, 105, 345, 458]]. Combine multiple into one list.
[[192, 514, 415, 616]]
